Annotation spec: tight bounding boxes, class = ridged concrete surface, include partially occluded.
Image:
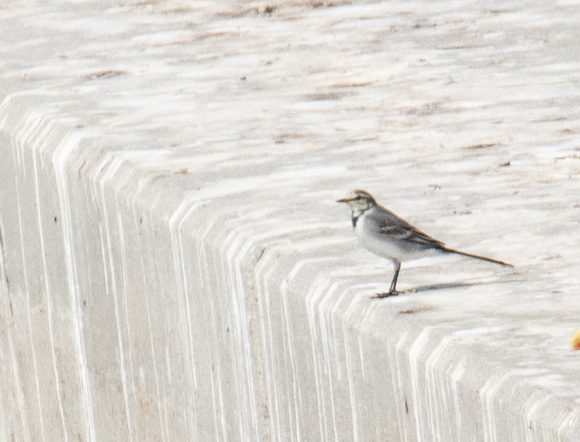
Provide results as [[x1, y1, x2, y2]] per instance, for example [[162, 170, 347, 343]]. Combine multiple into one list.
[[1, 0, 579, 440]]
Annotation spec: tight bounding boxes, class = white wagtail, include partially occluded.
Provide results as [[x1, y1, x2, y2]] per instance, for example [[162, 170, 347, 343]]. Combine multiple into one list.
[[338, 189, 513, 297]]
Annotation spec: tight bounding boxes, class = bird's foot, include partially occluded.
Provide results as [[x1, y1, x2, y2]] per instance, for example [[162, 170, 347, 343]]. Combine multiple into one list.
[[373, 290, 400, 298]]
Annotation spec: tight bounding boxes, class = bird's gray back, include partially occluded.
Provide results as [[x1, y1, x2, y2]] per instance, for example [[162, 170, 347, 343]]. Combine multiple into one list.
[[364, 204, 445, 250]]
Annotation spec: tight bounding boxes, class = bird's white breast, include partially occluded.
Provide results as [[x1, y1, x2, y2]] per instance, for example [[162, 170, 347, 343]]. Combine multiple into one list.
[[354, 213, 440, 262], [354, 215, 401, 260]]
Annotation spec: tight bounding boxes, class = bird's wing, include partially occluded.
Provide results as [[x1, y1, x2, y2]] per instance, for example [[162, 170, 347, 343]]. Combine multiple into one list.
[[370, 206, 446, 249]]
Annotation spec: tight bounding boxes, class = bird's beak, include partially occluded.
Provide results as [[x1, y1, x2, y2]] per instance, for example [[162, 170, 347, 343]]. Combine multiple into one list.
[[337, 197, 351, 203]]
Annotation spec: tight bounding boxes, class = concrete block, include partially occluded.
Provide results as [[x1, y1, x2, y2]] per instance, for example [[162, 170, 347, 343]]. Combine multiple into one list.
[[1, 1, 579, 441]]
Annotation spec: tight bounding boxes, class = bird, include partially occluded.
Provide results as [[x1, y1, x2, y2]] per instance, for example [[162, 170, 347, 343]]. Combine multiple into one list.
[[337, 189, 513, 297]]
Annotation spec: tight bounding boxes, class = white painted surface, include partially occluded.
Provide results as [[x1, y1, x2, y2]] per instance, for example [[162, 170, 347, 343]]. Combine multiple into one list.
[[1, 0, 579, 440]]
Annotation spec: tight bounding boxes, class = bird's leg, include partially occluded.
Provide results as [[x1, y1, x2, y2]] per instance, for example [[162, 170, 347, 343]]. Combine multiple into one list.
[[375, 259, 401, 298]]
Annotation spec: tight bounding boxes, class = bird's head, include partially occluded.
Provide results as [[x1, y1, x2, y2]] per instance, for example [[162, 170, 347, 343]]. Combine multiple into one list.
[[337, 189, 377, 213]]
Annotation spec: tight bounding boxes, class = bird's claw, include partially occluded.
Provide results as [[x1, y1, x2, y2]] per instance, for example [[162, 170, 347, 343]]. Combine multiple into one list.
[[373, 290, 400, 298]]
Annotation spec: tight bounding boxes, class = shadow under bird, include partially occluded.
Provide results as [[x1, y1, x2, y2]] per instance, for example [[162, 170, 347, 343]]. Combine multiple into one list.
[[338, 189, 513, 297]]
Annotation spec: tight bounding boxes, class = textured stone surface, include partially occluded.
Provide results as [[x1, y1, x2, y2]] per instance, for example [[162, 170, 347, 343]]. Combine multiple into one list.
[[1, 0, 580, 440]]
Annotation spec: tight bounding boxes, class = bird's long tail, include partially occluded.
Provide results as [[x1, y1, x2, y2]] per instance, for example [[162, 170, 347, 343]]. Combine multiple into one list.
[[444, 248, 513, 267]]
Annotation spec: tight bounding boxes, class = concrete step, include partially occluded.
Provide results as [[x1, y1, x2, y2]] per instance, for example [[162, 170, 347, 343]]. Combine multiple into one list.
[[0, 0, 579, 440]]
